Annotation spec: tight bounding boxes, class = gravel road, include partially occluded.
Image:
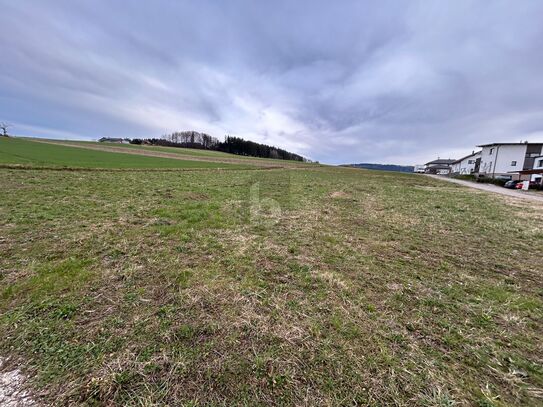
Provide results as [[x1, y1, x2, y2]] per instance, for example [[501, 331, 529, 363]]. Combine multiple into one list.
[[425, 175, 543, 203]]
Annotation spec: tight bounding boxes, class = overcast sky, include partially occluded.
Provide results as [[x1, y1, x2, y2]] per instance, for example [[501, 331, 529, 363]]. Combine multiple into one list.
[[2, 1, 543, 164]]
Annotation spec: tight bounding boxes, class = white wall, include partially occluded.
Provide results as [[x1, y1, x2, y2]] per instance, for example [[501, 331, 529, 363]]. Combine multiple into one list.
[[454, 152, 480, 174], [479, 145, 527, 177]]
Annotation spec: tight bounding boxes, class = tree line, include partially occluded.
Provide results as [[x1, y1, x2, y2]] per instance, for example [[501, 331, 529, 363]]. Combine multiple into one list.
[[130, 131, 306, 162]]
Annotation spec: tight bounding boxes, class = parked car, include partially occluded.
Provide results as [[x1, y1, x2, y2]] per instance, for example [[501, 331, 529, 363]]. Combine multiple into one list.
[[514, 181, 540, 189], [503, 180, 521, 189]]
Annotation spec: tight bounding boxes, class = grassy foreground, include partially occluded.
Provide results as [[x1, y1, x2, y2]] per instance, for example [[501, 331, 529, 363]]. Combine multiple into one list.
[[0, 160, 542, 405]]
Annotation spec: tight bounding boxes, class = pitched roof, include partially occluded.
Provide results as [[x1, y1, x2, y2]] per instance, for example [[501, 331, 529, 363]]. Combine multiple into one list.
[[452, 151, 481, 164], [424, 159, 456, 165]]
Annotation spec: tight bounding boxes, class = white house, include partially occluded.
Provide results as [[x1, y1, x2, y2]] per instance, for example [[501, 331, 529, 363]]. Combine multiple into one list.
[[477, 142, 543, 180], [424, 159, 456, 175], [451, 151, 481, 175]]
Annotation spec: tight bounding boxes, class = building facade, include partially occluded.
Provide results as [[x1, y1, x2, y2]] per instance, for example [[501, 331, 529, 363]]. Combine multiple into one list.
[[477, 143, 543, 180], [530, 156, 543, 182], [451, 151, 481, 175], [424, 159, 456, 175]]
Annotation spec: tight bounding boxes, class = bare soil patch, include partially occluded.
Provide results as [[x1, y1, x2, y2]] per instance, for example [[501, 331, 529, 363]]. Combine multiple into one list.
[[330, 191, 351, 199], [0, 358, 36, 406]]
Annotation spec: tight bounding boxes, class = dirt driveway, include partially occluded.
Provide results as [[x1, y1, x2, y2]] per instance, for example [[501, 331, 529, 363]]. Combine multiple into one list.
[[425, 175, 543, 204]]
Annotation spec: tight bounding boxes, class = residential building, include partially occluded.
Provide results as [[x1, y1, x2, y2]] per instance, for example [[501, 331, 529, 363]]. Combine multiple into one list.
[[424, 159, 456, 175], [477, 142, 543, 180], [414, 165, 426, 173], [451, 151, 481, 175], [516, 155, 543, 183]]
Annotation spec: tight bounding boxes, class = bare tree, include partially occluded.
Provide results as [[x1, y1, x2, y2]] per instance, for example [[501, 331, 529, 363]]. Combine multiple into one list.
[[0, 122, 10, 137]]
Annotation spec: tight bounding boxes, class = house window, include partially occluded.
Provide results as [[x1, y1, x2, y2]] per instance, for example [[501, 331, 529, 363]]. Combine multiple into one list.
[[489, 148, 494, 155], [468, 160, 474, 164], [538, 159, 543, 167], [511, 161, 517, 166]]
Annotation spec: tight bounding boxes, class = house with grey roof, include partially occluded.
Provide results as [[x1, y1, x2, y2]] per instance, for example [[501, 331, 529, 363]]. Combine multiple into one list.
[[424, 158, 456, 175]]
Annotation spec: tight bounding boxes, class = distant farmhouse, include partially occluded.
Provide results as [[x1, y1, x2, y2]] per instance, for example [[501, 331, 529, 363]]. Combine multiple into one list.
[[98, 137, 130, 144], [423, 159, 456, 175], [451, 151, 481, 175]]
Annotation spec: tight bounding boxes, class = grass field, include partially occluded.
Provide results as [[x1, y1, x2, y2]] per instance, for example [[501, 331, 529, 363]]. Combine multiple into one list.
[[37, 138, 314, 167], [0, 137, 250, 169], [58, 139, 270, 159], [0, 145, 542, 406]]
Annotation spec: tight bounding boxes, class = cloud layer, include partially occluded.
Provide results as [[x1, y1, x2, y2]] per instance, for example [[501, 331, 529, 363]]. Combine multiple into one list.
[[2, 0, 543, 164]]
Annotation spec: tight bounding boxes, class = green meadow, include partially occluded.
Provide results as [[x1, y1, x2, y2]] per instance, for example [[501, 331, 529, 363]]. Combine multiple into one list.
[[0, 140, 542, 406], [43, 138, 314, 167], [0, 137, 249, 169], [59, 139, 263, 159]]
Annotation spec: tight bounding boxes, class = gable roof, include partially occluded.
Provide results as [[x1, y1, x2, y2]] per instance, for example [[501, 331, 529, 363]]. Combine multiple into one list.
[[425, 159, 456, 166], [452, 151, 481, 164]]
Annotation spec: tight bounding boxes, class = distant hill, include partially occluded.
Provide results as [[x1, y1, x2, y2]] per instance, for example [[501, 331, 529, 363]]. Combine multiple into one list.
[[342, 163, 415, 173]]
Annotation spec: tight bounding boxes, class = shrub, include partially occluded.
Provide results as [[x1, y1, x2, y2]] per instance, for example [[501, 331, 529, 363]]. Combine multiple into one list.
[[451, 174, 476, 181], [475, 176, 506, 186]]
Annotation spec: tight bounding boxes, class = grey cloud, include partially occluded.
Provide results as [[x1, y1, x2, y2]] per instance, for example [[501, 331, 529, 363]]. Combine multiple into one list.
[[1, 0, 543, 163]]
